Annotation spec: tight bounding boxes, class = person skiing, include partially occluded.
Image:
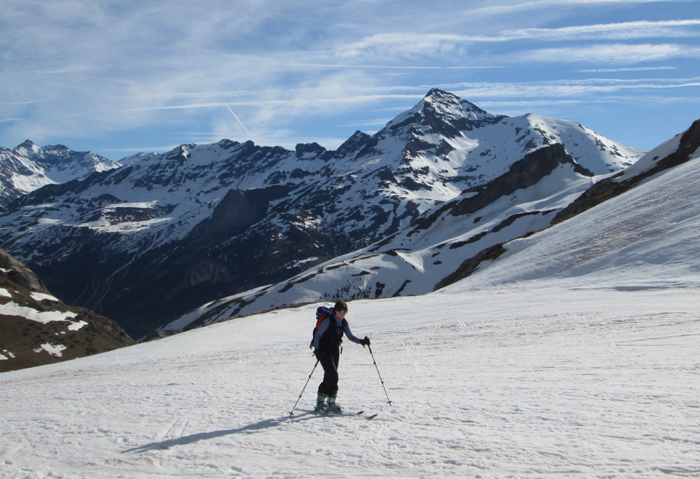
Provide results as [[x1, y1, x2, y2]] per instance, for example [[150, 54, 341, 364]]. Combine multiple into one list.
[[313, 299, 370, 413]]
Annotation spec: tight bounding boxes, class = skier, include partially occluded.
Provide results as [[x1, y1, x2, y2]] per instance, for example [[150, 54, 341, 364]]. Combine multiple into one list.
[[313, 300, 370, 413]]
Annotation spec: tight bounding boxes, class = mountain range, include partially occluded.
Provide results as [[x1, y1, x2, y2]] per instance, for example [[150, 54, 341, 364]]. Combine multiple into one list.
[[0, 140, 120, 207], [0, 89, 646, 339]]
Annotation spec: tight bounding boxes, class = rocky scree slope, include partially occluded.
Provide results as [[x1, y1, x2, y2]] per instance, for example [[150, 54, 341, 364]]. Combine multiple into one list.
[[0, 247, 134, 372]]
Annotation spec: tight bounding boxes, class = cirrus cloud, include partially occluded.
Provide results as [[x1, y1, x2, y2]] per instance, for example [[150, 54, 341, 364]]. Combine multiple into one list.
[[521, 43, 700, 64]]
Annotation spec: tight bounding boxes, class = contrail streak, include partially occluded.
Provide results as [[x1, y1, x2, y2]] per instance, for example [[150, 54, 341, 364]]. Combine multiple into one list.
[[222, 104, 251, 137], [185, 49, 252, 138]]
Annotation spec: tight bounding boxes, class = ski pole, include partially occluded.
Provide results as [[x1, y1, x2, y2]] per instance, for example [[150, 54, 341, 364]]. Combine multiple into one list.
[[368, 345, 393, 406], [289, 359, 319, 416]]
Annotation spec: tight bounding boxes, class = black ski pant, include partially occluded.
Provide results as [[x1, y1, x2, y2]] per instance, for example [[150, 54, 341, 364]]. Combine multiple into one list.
[[317, 346, 340, 398]]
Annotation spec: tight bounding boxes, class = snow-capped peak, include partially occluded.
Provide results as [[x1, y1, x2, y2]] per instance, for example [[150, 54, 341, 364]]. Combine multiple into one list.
[[385, 88, 504, 139], [0, 141, 122, 207], [12, 140, 43, 159], [422, 88, 495, 122]]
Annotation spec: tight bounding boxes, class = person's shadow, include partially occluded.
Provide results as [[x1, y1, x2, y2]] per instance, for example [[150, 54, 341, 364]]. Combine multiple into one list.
[[123, 412, 316, 454]]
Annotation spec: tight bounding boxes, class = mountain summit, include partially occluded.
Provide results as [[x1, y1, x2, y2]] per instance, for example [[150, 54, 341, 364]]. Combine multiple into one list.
[[0, 141, 120, 206], [386, 88, 503, 138], [0, 91, 645, 338]]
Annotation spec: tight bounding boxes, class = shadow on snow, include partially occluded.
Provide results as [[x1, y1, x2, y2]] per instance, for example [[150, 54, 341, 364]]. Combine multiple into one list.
[[122, 412, 317, 454]]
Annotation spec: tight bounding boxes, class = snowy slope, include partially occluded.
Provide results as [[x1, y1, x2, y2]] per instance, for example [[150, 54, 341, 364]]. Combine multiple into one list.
[[11, 140, 121, 182], [451, 135, 700, 291], [1, 285, 699, 477]]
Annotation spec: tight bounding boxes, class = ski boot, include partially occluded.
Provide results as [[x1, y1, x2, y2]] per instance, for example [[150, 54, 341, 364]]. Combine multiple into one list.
[[315, 394, 328, 412], [327, 396, 342, 414]]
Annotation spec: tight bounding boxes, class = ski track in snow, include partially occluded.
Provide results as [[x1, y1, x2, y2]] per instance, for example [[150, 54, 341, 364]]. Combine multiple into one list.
[[1, 287, 699, 478]]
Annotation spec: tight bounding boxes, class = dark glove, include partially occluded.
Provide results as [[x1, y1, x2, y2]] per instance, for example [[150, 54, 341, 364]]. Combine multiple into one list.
[[360, 336, 370, 347]]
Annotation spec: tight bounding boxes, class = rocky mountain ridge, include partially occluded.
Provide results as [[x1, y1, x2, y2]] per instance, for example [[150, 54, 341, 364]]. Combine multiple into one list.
[[0, 140, 120, 207]]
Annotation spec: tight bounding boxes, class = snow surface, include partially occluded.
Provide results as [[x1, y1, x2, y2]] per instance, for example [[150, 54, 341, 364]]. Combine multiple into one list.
[[0, 302, 78, 324], [3, 100, 694, 477], [66, 320, 88, 331], [1, 141, 120, 199], [29, 292, 59, 302], [615, 133, 700, 184], [1, 285, 699, 478], [0, 349, 15, 360], [33, 343, 67, 358], [453, 151, 700, 291]]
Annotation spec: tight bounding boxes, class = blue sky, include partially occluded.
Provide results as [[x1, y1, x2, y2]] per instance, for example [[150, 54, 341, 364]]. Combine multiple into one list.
[[2, 0, 699, 160]]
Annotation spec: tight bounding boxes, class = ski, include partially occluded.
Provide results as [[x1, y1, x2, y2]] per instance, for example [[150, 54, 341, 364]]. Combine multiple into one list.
[[317, 409, 363, 416], [334, 411, 377, 419], [303, 409, 377, 418], [327, 410, 378, 419]]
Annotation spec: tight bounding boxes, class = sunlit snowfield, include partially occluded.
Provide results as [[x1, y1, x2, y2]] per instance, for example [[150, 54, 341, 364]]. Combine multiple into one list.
[[2, 284, 699, 478]]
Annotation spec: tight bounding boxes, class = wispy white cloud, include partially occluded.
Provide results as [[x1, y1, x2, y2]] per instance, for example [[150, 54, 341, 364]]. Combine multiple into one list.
[[521, 43, 700, 64], [576, 66, 677, 72], [448, 76, 700, 99], [104, 145, 182, 154], [333, 21, 700, 65], [112, 76, 700, 117], [504, 20, 700, 41], [116, 95, 423, 113], [339, 20, 700, 53], [335, 33, 468, 60], [462, 0, 696, 16], [289, 64, 506, 70], [478, 94, 700, 110], [334, 119, 396, 128]]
